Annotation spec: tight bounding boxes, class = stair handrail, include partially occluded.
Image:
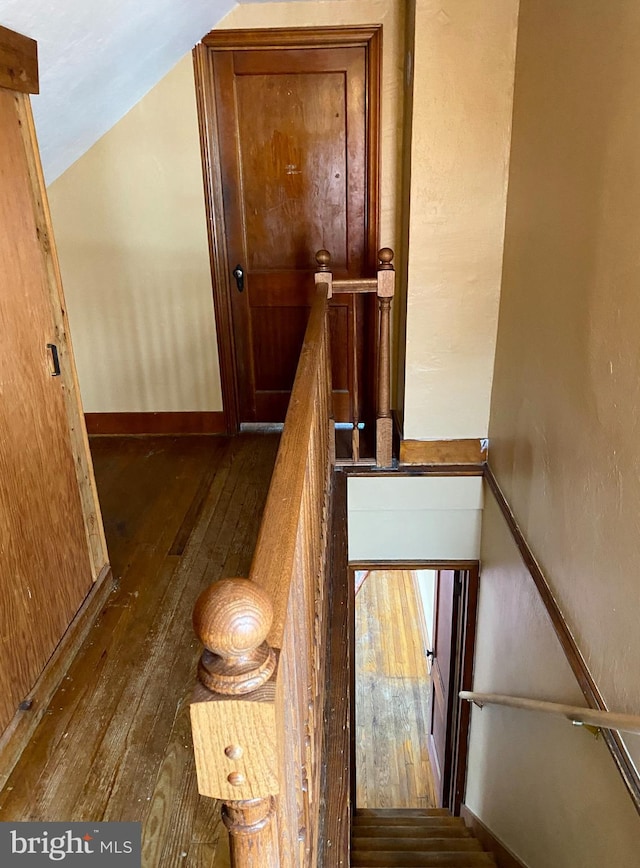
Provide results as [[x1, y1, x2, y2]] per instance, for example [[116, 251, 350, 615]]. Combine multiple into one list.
[[190, 283, 334, 867], [460, 691, 640, 735]]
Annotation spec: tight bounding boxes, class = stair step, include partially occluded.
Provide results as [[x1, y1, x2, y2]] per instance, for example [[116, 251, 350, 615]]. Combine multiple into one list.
[[356, 808, 451, 819], [352, 825, 472, 839], [353, 816, 466, 828], [352, 838, 482, 853], [351, 852, 496, 867]]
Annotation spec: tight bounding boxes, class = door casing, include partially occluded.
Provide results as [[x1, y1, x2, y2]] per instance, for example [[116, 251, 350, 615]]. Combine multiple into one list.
[[193, 25, 381, 433]]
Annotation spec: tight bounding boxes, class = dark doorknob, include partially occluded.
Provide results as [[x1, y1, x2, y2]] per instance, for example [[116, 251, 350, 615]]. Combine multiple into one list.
[[233, 264, 244, 292]]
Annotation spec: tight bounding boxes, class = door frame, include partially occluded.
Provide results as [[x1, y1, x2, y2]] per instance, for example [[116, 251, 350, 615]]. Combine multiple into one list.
[[349, 560, 479, 815], [193, 26, 382, 433]]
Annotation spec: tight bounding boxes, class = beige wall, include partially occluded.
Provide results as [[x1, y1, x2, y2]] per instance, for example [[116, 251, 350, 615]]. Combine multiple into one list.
[[402, 0, 519, 440], [49, 55, 222, 413], [467, 494, 640, 868], [489, 0, 640, 768]]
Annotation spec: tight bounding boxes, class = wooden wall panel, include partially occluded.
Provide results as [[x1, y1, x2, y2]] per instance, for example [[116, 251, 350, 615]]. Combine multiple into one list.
[[0, 89, 94, 733]]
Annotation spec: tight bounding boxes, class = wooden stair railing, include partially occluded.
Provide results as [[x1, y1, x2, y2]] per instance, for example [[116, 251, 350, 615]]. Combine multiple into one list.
[[460, 691, 640, 735], [190, 283, 334, 868], [316, 247, 395, 469]]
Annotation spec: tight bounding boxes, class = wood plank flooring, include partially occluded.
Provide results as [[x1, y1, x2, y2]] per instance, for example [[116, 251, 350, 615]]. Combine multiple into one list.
[[355, 570, 437, 809], [0, 434, 279, 868]]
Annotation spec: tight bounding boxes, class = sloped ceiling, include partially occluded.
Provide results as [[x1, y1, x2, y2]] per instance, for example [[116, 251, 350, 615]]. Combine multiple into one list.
[[0, 0, 308, 183]]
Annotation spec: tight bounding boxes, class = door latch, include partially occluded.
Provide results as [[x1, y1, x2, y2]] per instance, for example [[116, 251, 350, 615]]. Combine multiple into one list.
[[232, 264, 244, 292]]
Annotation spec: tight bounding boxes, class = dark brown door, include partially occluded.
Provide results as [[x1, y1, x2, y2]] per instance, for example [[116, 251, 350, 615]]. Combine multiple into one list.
[[204, 38, 377, 423], [0, 88, 93, 732], [427, 569, 460, 806]]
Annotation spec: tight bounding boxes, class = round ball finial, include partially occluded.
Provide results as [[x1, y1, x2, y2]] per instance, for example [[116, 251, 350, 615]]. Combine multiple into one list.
[[315, 249, 331, 271], [378, 247, 394, 270], [193, 578, 276, 695]]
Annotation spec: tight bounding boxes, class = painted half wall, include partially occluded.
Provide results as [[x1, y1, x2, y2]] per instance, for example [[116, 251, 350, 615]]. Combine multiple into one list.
[[488, 0, 640, 770], [348, 476, 483, 562], [48, 55, 222, 414], [466, 493, 640, 868], [402, 0, 519, 441]]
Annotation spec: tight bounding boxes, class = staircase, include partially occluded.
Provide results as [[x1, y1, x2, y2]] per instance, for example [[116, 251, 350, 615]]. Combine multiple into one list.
[[351, 809, 497, 867]]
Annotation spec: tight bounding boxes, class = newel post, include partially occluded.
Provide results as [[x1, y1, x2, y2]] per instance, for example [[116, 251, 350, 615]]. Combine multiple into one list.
[[376, 247, 394, 468], [190, 578, 280, 868]]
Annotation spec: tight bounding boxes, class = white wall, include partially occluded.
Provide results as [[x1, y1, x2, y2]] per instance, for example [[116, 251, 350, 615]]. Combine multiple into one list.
[[414, 569, 436, 648], [467, 493, 640, 867], [348, 476, 483, 562]]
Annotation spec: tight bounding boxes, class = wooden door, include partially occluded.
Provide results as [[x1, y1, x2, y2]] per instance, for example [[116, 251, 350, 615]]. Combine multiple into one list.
[[0, 87, 94, 733], [427, 569, 460, 806], [195, 29, 380, 426]]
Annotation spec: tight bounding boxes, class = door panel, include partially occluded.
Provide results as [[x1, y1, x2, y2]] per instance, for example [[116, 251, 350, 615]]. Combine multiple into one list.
[[210, 43, 371, 423], [0, 89, 93, 732], [428, 570, 460, 806]]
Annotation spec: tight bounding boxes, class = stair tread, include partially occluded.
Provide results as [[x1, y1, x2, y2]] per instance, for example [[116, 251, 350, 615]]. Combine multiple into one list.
[[356, 808, 451, 818], [352, 838, 482, 852], [352, 827, 472, 839], [353, 817, 466, 828], [351, 852, 496, 867]]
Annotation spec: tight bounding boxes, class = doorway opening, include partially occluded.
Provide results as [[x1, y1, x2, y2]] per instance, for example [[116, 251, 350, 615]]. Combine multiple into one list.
[[350, 563, 479, 815], [193, 25, 381, 433]]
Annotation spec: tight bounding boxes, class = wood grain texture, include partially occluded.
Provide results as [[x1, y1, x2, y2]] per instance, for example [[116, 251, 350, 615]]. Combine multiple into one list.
[[331, 278, 378, 294], [0, 88, 95, 735], [86, 412, 226, 436], [484, 463, 640, 814], [355, 570, 437, 810], [202, 26, 383, 51], [190, 285, 335, 865], [209, 43, 366, 424], [191, 692, 279, 802], [0, 433, 279, 868], [16, 93, 108, 578], [400, 440, 488, 466], [0, 25, 38, 93], [249, 287, 331, 648], [460, 806, 526, 868], [193, 27, 381, 429], [0, 564, 115, 790], [193, 44, 239, 434], [317, 472, 350, 867]]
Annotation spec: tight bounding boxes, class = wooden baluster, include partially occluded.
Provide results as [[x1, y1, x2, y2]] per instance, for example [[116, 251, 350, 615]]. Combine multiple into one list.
[[376, 247, 395, 468], [316, 249, 336, 468], [191, 578, 279, 868], [223, 797, 279, 867]]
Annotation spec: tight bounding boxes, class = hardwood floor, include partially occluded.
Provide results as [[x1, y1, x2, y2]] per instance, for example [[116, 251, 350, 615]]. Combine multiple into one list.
[[0, 433, 279, 868], [355, 569, 437, 809]]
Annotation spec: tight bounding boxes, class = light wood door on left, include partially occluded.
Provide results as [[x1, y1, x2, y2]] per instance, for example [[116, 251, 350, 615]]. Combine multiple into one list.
[[0, 87, 95, 733]]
